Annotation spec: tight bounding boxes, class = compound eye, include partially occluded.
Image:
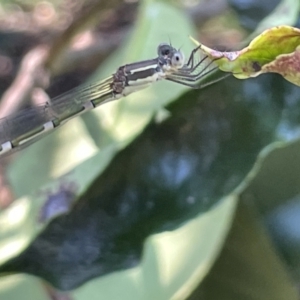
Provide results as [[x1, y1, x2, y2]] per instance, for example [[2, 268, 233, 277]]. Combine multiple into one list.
[[171, 51, 185, 68], [157, 43, 172, 57]]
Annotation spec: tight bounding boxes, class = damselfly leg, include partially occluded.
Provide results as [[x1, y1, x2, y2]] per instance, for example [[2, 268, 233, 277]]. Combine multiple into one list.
[[165, 46, 226, 88], [181, 45, 202, 72]]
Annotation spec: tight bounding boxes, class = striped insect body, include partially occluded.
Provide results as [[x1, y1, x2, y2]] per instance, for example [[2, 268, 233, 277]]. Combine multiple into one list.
[[0, 43, 224, 157]]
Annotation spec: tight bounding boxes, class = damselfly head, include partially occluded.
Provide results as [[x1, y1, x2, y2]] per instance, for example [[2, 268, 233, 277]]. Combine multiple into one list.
[[157, 43, 185, 71]]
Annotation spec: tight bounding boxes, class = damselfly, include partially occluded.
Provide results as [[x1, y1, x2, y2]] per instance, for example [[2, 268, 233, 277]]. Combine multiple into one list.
[[0, 43, 223, 157]]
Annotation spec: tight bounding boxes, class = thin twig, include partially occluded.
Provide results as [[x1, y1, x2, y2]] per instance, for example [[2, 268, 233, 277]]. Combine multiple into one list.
[[0, 46, 49, 118]]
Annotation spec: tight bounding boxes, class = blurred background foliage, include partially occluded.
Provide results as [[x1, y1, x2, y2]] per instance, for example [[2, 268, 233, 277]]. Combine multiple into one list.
[[0, 0, 300, 299]]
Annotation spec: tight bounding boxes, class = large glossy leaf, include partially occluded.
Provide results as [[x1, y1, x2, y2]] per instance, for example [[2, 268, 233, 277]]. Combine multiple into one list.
[[1, 73, 300, 290], [188, 201, 299, 300], [266, 193, 300, 281], [242, 138, 300, 282], [70, 196, 237, 300]]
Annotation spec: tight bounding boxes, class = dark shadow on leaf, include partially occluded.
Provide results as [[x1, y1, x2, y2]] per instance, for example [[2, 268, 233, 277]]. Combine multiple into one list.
[[0, 74, 293, 290]]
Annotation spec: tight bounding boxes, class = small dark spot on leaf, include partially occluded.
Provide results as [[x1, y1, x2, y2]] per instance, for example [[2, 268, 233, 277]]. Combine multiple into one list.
[[252, 61, 261, 72]]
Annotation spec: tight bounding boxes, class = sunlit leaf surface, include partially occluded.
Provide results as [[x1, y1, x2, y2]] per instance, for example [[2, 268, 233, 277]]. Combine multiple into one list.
[[192, 26, 300, 85]]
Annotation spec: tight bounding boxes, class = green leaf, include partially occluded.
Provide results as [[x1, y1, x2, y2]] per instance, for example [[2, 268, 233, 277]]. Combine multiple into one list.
[[188, 201, 299, 300], [0, 73, 294, 290], [242, 139, 300, 212], [191, 26, 300, 85], [70, 195, 237, 300], [0, 275, 49, 300]]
